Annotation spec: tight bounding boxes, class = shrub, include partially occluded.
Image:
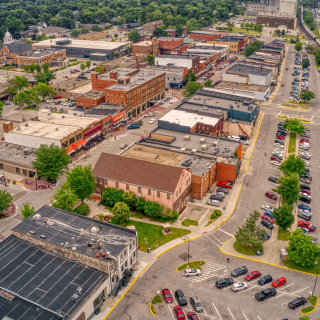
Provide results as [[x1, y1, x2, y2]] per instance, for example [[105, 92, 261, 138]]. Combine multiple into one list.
[[214, 209, 222, 216], [74, 203, 90, 216], [158, 208, 179, 222], [210, 213, 217, 219], [101, 187, 124, 207]]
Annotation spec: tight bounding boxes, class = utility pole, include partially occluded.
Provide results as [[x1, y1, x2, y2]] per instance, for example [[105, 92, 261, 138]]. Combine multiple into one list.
[[312, 261, 318, 296]]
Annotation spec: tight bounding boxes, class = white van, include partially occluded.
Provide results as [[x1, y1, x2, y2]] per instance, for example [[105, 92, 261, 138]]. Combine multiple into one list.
[[207, 200, 220, 206]]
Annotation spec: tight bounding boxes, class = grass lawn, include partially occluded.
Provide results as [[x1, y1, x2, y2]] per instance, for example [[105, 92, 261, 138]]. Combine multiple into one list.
[[308, 295, 318, 305], [278, 227, 291, 241], [301, 306, 315, 313], [182, 219, 198, 227], [108, 218, 191, 252], [205, 217, 218, 226], [229, 27, 261, 35], [150, 305, 156, 315], [177, 261, 206, 271], [288, 133, 296, 154], [131, 211, 144, 219], [283, 260, 320, 275], [151, 294, 162, 304], [234, 241, 263, 256]]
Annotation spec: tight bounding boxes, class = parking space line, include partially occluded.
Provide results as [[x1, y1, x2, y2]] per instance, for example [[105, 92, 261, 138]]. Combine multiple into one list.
[[207, 234, 224, 244], [216, 228, 234, 237], [239, 285, 259, 293], [242, 311, 249, 320], [227, 307, 236, 320], [269, 293, 286, 301], [277, 286, 309, 296], [281, 299, 293, 306], [212, 302, 222, 320], [167, 304, 176, 320], [257, 316, 262, 320]]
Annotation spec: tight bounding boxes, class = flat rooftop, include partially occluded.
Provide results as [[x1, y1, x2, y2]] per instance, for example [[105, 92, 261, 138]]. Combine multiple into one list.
[[216, 81, 269, 93], [176, 102, 228, 118], [8, 121, 79, 140], [189, 30, 220, 35], [156, 54, 197, 60], [41, 113, 98, 129], [226, 64, 272, 76], [133, 40, 153, 46], [0, 144, 36, 167], [188, 45, 228, 51], [214, 36, 246, 42], [139, 127, 240, 160], [143, 65, 186, 72], [257, 11, 295, 18], [238, 61, 278, 71], [97, 68, 137, 81], [0, 235, 107, 320], [27, 48, 65, 58], [247, 52, 280, 62], [80, 90, 105, 99], [69, 82, 92, 94], [157, 37, 182, 41]]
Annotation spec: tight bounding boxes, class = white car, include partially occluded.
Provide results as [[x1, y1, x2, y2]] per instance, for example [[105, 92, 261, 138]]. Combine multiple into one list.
[[183, 269, 201, 277], [305, 127, 311, 131], [144, 112, 155, 117], [274, 143, 284, 148], [271, 160, 281, 166], [232, 282, 248, 292], [273, 150, 284, 155], [63, 102, 69, 106], [301, 152, 311, 158], [303, 161, 310, 166], [300, 192, 311, 198], [242, 140, 250, 145], [207, 200, 220, 206], [149, 118, 156, 124], [300, 145, 310, 151], [262, 204, 273, 212], [46, 99, 53, 103]]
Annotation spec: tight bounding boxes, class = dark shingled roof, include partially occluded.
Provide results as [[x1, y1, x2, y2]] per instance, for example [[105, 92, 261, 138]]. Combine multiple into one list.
[[4, 41, 32, 54], [93, 152, 184, 193]]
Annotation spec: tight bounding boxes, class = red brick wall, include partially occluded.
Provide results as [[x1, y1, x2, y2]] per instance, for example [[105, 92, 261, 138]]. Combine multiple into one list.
[[77, 94, 105, 108], [172, 44, 190, 54], [83, 119, 103, 138], [91, 73, 117, 91], [189, 33, 222, 42], [158, 38, 184, 53], [216, 163, 236, 183]]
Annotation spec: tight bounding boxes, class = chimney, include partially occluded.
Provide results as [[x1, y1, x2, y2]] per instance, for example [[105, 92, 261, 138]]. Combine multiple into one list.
[[91, 72, 98, 81], [101, 68, 105, 74], [35, 116, 39, 121], [3, 121, 13, 133], [110, 71, 118, 79], [22, 115, 26, 123], [260, 65, 262, 71], [73, 82, 76, 89]]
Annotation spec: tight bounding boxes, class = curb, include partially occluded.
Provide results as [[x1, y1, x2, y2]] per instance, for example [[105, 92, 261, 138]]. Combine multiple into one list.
[[150, 300, 157, 316], [103, 263, 150, 320], [300, 296, 319, 315]]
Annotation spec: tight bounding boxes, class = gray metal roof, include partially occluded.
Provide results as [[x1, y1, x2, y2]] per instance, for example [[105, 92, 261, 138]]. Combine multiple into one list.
[[4, 41, 32, 54], [227, 64, 272, 76]]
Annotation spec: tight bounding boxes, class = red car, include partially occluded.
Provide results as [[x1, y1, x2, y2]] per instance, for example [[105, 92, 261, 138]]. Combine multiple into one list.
[[277, 135, 284, 140], [300, 139, 310, 144], [271, 156, 280, 162], [73, 69, 80, 72], [187, 312, 199, 320], [261, 215, 274, 224], [298, 220, 316, 231], [281, 84, 284, 87], [272, 277, 286, 288], [217, 181, 233, 188], [245, 270, 261, 281], [174, 306, 185, 320], [265, 192, 277, 200], [162, 288, 172, 303], [300, 189, 310, 195], [53, 95, 62, 99]]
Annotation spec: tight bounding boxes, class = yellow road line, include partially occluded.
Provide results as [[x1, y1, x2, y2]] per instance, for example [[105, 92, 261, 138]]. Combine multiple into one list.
[[301, 296, 319, 315]]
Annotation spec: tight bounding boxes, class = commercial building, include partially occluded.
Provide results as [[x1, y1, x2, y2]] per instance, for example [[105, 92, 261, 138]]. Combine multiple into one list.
[[190, 43, 230, 60], [117, 22, 140, 32], [246, 52, 280, 67], [208, 35, 248, 54], [67, 82, 93, 101], [132, 38, 159, 60], [171, 43, 190, 54], [260, 43, 284, 59], [155, 54, 200, 70], [93, 152, 192, 211], [143, 20, 163, 35], [79, 31, 106, 40], [52, 76, 91, 99], [165, 28, 177, 37], [5, 205, 137, 319], [238, 60, 279, 83], [188, 30, 222, 42], [223, 64, 273, 86], [244, 3, 269, 22], [77, 90, 106, 108], [256, 12, 296, 29], [37, 26, 69, 37], [33, 38, 127, 61], [223, 119, 254, 139], [101, 57, 146, 71], [157, 37, 184, 54]]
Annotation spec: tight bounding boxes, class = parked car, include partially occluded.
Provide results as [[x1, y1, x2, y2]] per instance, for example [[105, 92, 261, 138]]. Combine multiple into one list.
[[268, 177, 278, 183], [255, 288, 277, 301], [272, 277, 286, 288], [261, 220, 273, 229], [127, 124, 140, 129], [190, 296, 203, 313], [162, 288, 172, 303], [298, 204, 311, 211], [258, 275, 273, 285], [216, 188, 229, 194], [245, 271, 261, 281], [120, 143, 128, 149], [184, 269, 201, 277], [231, 266, 248, 277], [217, 181, 233, 188], [298, 220, 316, 231], [207, 200, 220, 206], [53, 95, 62, 99], [216, 278, 234, 288], [232, 282, 248, 292], [261, 215, 274, 224], [149, 118, 156, 124], [144, 112, 155, 117], [175, 290, 187, 306], [262, 205, 273, 211], [298, 210, 312, 221], [46, 99, 53, 103], [288, 297, 307, 309], [265, 192, 276, 200], [264, 211, 274, 219], [174, 306, 185, 320], [300, 195, 311, 203]]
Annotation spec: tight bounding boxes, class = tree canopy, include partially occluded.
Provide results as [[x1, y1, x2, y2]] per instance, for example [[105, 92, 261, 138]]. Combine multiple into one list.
[[0, 190, 13, 214], [302, 58, 310, 69], [294, 42, 303, 52], [273, 173, 300, 204], [128, 30, 140, 42], [21, 202, 35, 220], [282, 118, 305, 135], [272, 202, 295, 231], [279, 154, 306, 176], [51, 187, 79, 212], [299, 90, 315, 102], [183, 81, 202, 97], [113, 202, 130, 224]]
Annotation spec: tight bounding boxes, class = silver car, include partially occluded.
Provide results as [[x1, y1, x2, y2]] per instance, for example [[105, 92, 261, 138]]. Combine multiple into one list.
[[190, 296, 203, 312], [184, 269, 201, 277]]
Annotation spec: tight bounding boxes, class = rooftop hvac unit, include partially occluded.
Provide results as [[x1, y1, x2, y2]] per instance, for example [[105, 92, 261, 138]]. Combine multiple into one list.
[[203, 106, 208, 110], [191, 149, 197, 154], [72, 294, 80, 302], [200, 138, 206, 143], [213, 141, 219, 147], [184, 135, 190, 140], [91, 227, 99, 233], [201, 144, 207, 150], [32, 214, 41, 221], [45, 218, 55, 226], [180, 148, 186, 152]]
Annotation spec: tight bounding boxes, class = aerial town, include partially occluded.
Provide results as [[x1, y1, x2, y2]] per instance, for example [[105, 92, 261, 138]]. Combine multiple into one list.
[[0, 0, 319, 319]]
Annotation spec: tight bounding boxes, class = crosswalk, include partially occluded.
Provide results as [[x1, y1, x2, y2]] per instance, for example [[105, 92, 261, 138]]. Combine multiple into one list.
[[183, 261, 228, 283]]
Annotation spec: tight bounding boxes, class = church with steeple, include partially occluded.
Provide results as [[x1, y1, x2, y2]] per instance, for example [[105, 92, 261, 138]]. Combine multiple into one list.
[[0, 30, 33, 65]]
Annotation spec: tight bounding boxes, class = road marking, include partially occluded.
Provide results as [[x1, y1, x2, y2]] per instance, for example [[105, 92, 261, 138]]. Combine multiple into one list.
[[227, 307, 236, 320], [275, 283, 295, 292], [167, 305, 176, 320], [203, 234, 221, 247], [269, 293, 286, 301], [242, 311, 249, 320], [257, 316, 262, 320], [216, 228, 234, 237], [212, 302, 222, 320], [277, 286, 309, 296], [281, 299, 294, 306], [207, 234, 224, 244]]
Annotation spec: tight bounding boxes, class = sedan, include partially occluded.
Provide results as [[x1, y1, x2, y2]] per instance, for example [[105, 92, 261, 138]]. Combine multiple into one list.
[[275, 139, 284, 145], [174, 306, 185, 320], [264, 211, 274, 219], [187, 312, 199, 320], [216, 188, 229, 194], [298, 204, 311, 211], [274, 143, 284, 148], [300, 189, 310, 195], [216, 277, 234, 288], [162, 288, 173, 303], [298, 226, 311, 234], [276, 135, 284, 140], [231, 266, 248, 277], [217, 181, 233, 188], [245, 271, 261, 281], [261, 215, 274, 223], [301, 152, 311, 158], [298, 221, 316, 231], [210, 195, 224, 201], [262, 204, 273, 211], [265, 192, 276, 200], [300, 139, 310, 144], [184, 269, 201, 277], [288, 297, 307, 309], [301, 133, 310, 138], [304, 127, 311, 131], [232, 282, 248, 291], [270, 156, 280, 162], [268, 177, 278, 183], [272, 277, 286, 288], [149, 118, 156, 124], [46, 99, 53, 103], [271, 160, 281, 166]]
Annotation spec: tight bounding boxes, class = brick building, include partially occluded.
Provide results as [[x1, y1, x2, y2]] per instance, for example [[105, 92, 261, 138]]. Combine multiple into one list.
[[171, 43, 190, 54], [51, 76, 91, 99], [77, 90, 105, 108], [132, 38, 159, 60], [143, 20, 163, 35], [208, 36, 248, 54], [188, 30, 222, 42], [165, 28, 177, 37], [157, 37, 184, 54], [93, 152, 192, 212]]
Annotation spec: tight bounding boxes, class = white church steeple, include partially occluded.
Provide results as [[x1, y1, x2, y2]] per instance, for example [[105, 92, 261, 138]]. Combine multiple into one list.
[[4, 30, 13, 44]]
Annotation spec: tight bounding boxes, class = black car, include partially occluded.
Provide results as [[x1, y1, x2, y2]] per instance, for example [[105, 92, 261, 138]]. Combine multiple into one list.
[[261, 220, 273, 229], [215, 278, 233, 288], [216, 188, 229, 194], [288, 297, 307, 309], [272, 154, 283, 160], [210, 195, 224, 201], [268, 177, 278, 184], [255, 288, 277, 301], [134, 120, 143, 126], [299, 184, 310, 191], [258, 275, 273, 285], [286, 67, 289, 70], [175, 290, 187, 306], [275, 139, 284, 145], [231, 266, 248, 277], [277, 130, 287, 136], [300, 195, 311, 204]]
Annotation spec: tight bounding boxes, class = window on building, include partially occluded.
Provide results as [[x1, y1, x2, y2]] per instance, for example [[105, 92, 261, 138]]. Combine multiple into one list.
[[16, 168, 20, 174], [116, 181, 119, 188], [138, 187, 141, 193], [148, 189, 151, 195], [69, 137, 75, 145], [23, 169, 27, 176], [176, 191, 178, 197], [76, 133, 82, 141], [134, 251, 136, 257], [157, 191, 160, 197], [167, 194, 170, 200], [130, 243, 132, 250], [62, 142, 68, 148], [0, 163, 3, 170], [130, 258, 132, 265], [126, 184, 129, 190], [121, 265, 124, 272]]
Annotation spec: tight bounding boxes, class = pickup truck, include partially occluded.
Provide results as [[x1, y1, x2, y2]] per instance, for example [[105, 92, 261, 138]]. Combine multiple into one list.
[[255, 288, 276, 301]]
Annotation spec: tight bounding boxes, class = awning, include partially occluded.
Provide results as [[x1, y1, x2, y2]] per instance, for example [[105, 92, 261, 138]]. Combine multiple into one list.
[[170, 80, 184, 86], [67, 139, 85, 153]]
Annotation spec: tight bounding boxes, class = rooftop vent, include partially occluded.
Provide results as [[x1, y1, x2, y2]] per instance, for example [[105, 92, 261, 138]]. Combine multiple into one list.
[[184, 135, 190, 140], [191, 149, 197, 154], [72, 294, 80, 302], [45, 218, 55, 226], [29, 231, 35, 235], [201, 144, 207, 150], [32, 214, 41, 221], [200, 138, 206, 143], [40, 235, 46, 239]]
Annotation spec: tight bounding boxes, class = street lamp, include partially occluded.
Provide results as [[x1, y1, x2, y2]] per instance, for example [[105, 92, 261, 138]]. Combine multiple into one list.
[[312, 261, 318, 297]]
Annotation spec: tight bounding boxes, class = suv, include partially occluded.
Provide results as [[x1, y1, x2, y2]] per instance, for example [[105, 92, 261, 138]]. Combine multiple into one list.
[[231, 266, 248, 277], [175, 290, 187, 306], [300, 195, 311, 203], [190, 296, 203, 313], [255, 288, 277, 301], [184, 269, 201, 277], [265, 192, 276, 200], [288, 297, 307, 309], [215, 278, 234, 288], [299, 184, 311, 191], [298, 210, 312, 221], [258, 275, 272, 285], [261, 220, 273, 229]]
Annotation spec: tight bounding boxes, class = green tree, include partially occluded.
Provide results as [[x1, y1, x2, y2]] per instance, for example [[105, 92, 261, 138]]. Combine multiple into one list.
[[80, 28, 90, 34], [42, 63, 49, 73], [40, 13, 53, 25], [279, 154, 306, 176], [113, 201, 130, 224], [299, 90, 315, 102], [66, 165, 95, 204], [91, 24, 103, 32], [287, 229, 320, 267], [0, 101, 3, 116], [273, 202, 295, 231], [153, 26, 169, 37], [0, 190, 13, 215], [13, 89, 40, 108], [273, 174, 300, 204], [7, 75, 29, 93], [183, 81, 202, 97], [146, 55, 155, 65], [185, 72, 197, 82], [51, 187, 79, 212], [282, 118, 305, 135], [235, 210, 267, 248], [143, 200, 164, 218], [275, 29, 280, 35], [281, 29, 286, 37], [203, 79, 214, 87], [136, 197, 146, 213], [128, 30, 141, 42], [176, 25, 185, 36], [186, 18, 199, 33], [85, 60, 91, 70], [240, 22, 244, 28], [35, 64, 41, 73], [70, 29, 81, 38], [114, 51, 121, 58], [122, 191, 137, 209], [302, 58, 310, 69], [294, 42, 303, 52], [32, 144, 70, 183], [33, 82, 55, 101], [34, 71, 56, 84], [244, 45, 259, 57], [114, 33, 118, 39], [80, 63, 86, 72], [101, 187, 124, 207], [21, 202, 35, 220]]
